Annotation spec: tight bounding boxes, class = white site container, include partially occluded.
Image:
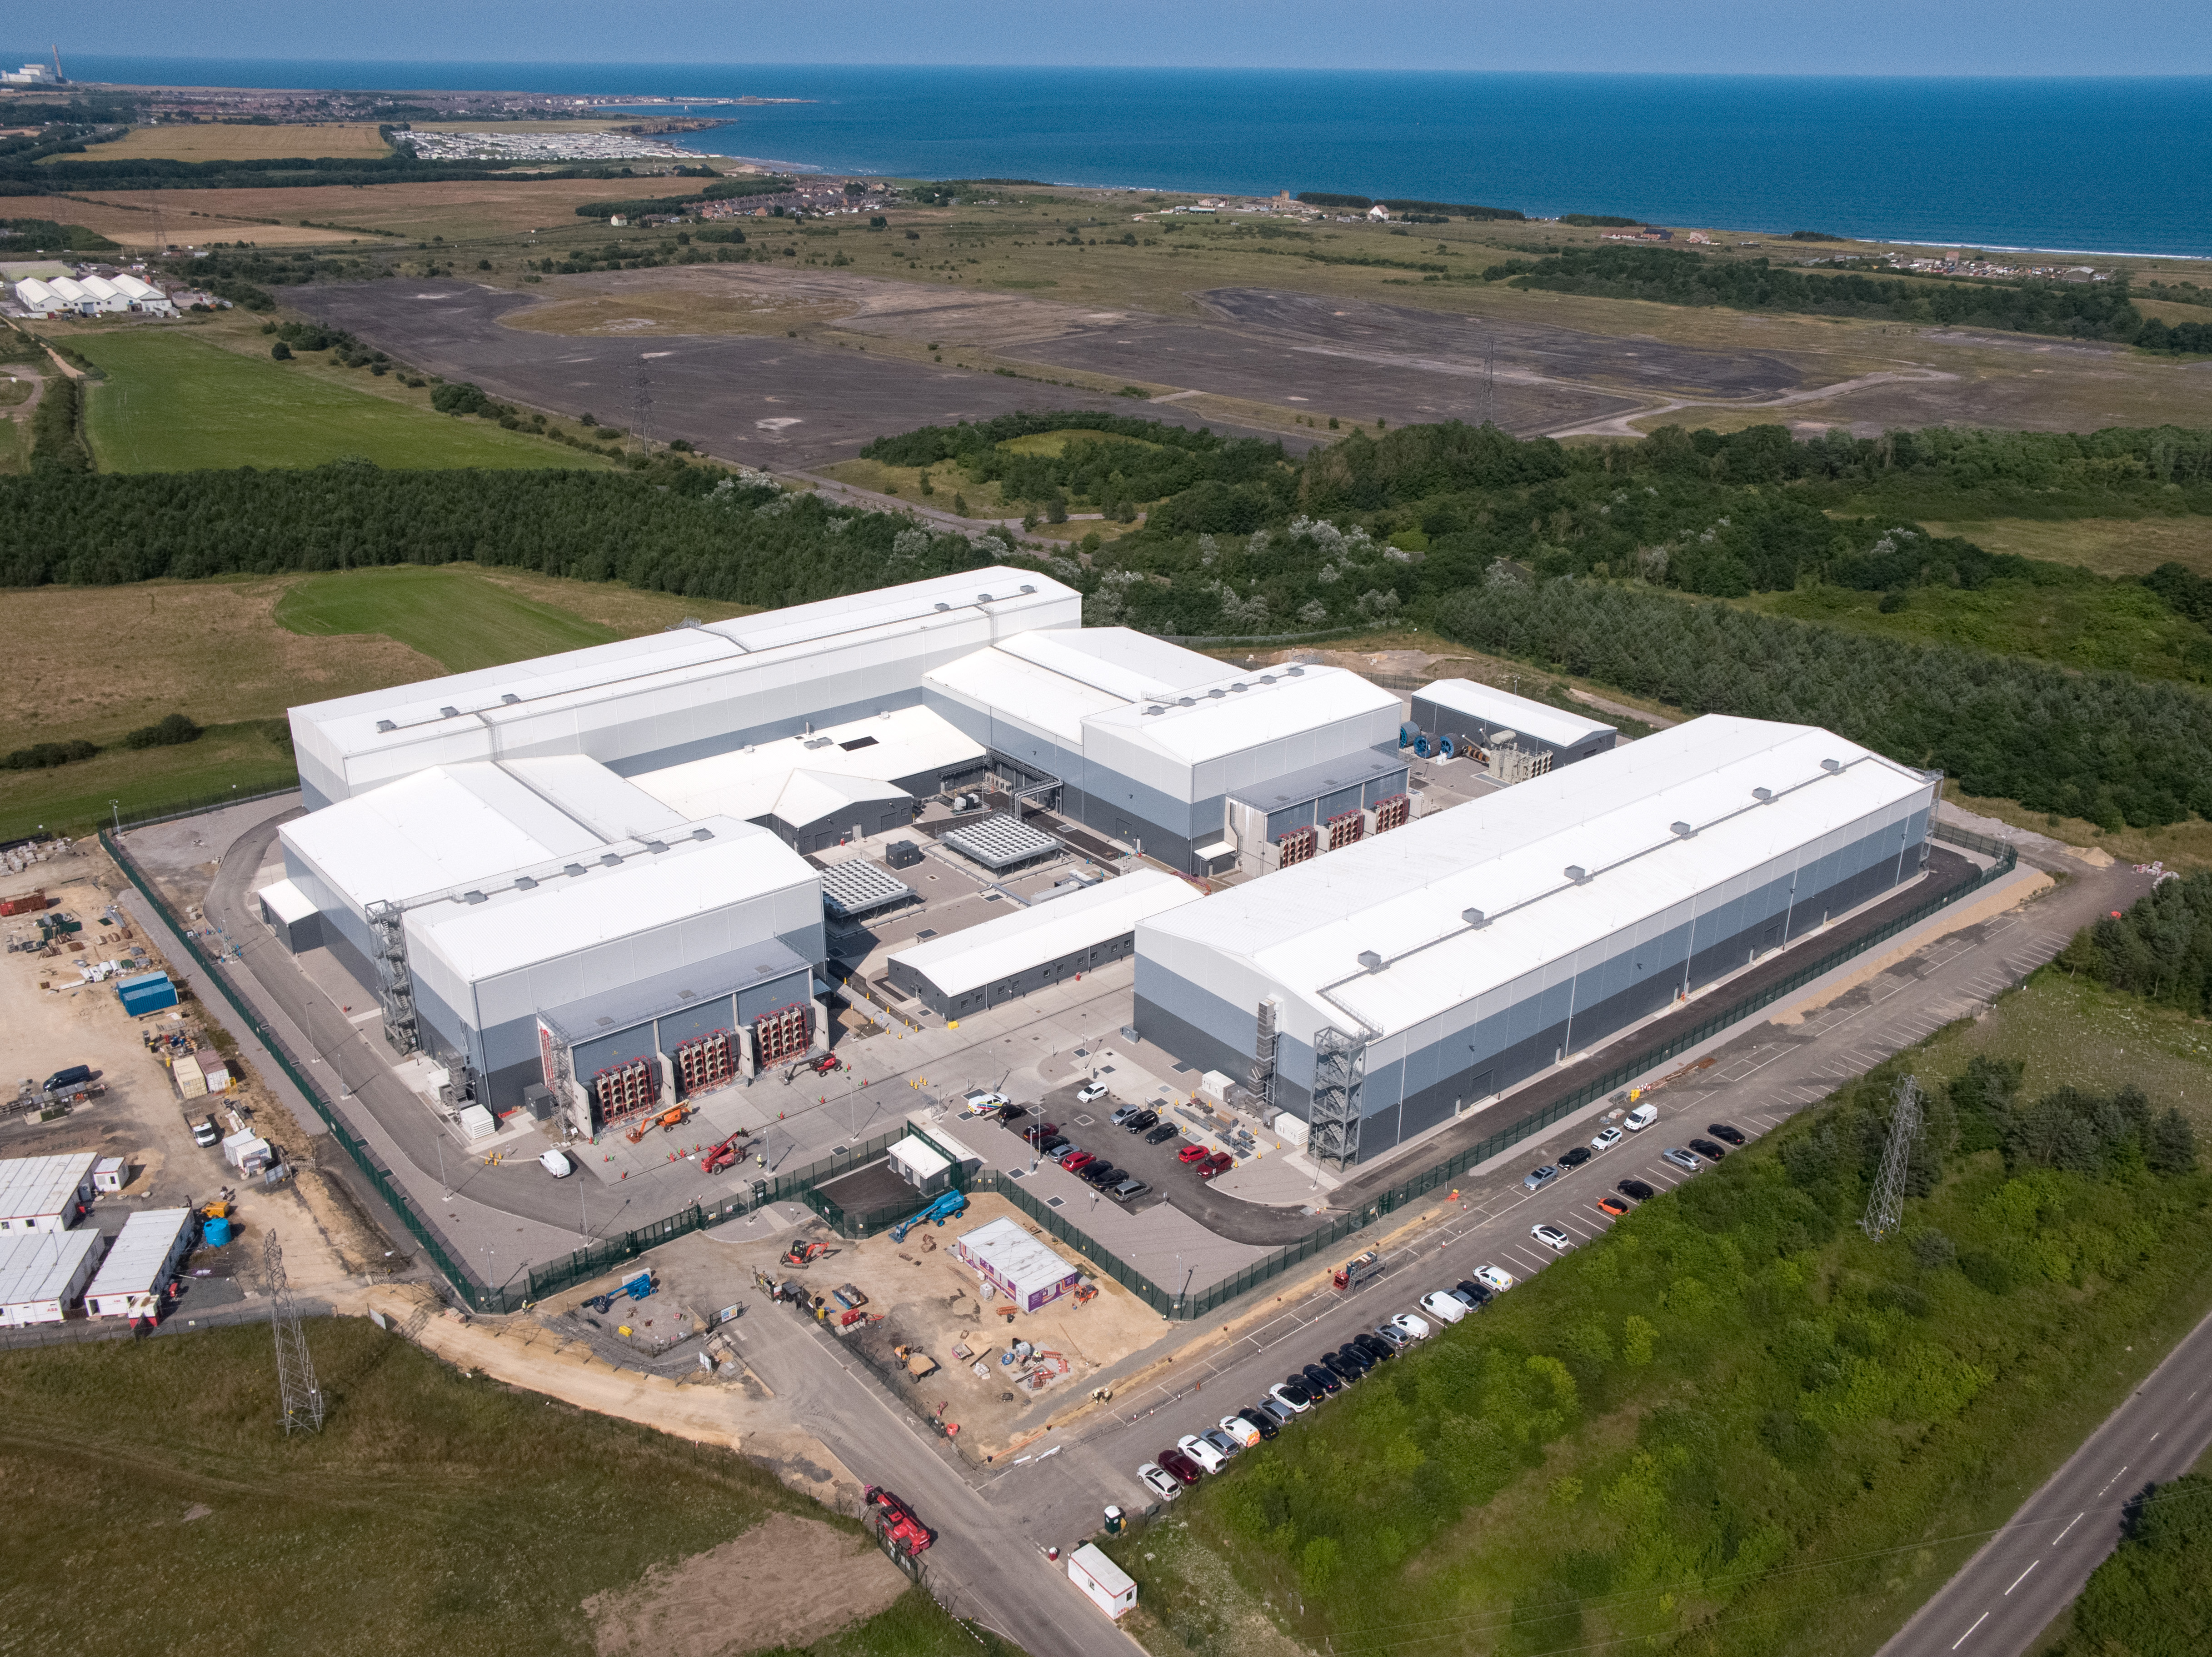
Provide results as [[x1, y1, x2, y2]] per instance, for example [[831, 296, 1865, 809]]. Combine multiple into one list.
[[1068, 1544, 1138, 1619], [84, 1209, 194, 1319]]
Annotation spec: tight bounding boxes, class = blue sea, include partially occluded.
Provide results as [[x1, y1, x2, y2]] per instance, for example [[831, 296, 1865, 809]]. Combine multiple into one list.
[[26, 57, 2212, 257]]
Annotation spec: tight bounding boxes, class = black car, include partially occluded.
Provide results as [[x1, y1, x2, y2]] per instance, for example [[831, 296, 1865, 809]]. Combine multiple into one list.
[[1707, 1122, 1747, 1146], [1039, 1134, 1072, 1156], [1616, 1178, 1658, 1201], [1351, 1332, 1394, 1364], [1453, 1278, 1494, 1308], [1277, 1377, 1315, 1408], [1301, 1362, 1343, 1397], [1123, 1109, 1159, 1133], [1081, 1162, 1121, 1186], [1559, 1145, 1593, 1169], [1322, 1348, 1367, 1383], [1688, 1138, 1728, 1162], [1236, 1406, 1279, 1441], [1144, 1122, 1180, 1145]]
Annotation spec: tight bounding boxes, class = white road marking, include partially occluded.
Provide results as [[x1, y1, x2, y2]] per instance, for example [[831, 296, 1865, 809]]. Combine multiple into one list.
[[2004, 1559, 2038, 1594], [2052, 1512, 2084, 1544], [1952, 1611, 1990, 1648]]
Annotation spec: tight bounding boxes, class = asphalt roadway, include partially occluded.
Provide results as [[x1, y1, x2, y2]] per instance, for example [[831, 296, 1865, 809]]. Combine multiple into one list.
[[1877, 1303, 2212, 1657]]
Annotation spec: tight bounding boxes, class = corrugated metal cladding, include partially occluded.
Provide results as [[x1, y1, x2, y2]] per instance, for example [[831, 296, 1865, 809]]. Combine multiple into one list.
[[1135, 716, 1941, 1165], [1409, 679, 1618, 764]]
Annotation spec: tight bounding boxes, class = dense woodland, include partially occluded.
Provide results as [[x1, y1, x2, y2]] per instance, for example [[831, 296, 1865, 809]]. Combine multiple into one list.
[[1481, 245, 2190, 350], [2060, 872, 2212, 1015], [2048, 1474, 2212, 1657]]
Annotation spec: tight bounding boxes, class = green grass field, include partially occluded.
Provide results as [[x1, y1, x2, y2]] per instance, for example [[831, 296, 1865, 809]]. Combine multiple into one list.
[[274, 565, 624, 672], [0, 1318, 1014, 1657], [68, 330, 611, 473], [0, 719, 300, 842]]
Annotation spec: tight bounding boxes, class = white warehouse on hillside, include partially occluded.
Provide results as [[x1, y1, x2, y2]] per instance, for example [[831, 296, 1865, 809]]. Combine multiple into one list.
[[1136, 716, 1940, 1164]]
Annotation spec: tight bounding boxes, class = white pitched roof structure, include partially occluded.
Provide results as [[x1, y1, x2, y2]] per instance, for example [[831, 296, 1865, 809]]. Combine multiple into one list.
[[1141, 716, 1936, 1041], [631, 705, 982, 825], [1415, 678, 1616, 750]]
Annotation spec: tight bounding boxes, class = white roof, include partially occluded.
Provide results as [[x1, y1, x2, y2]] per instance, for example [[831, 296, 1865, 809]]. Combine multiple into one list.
[[499, 754, 688, 841], [956, 1215, 1077, 1294], [79, 274, 121, 300], [256, 876, 318, 925], [0, 1152, 98, 1223], [404, 815, 814, 981], [1070, 1544, 1137, 1599], [0, 1227, 103, 1307], [46, 275, 88, 301], [14, 277, 56, 306], [997, 627, 1225, 701], [1416, 678, 1616, 749], [1085, 663, 1400, 767], [887, 1134, 952, 1181], [1142, 716, 1933, 1039], [890, 868, 1202, 1000], [110, 272, 161, 300], [281, 761, 609, 908], [631, 705, 981, 826], [85, 1209, 193, 1298], [925, 645, 1126, 746]]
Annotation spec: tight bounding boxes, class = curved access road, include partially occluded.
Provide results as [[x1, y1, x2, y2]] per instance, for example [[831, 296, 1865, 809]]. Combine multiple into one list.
[[1877, 1302, 2212, 1657]]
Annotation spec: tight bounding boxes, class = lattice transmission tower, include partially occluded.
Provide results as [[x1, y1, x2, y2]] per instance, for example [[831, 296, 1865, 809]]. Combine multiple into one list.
[[1860, 1075, 1922, 1242], [631, 358, 654, 455], [264, 1231, 325, 1433]]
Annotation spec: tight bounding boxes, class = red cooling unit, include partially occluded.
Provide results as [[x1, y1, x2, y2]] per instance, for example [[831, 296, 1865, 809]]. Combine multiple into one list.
[[1276, 824, 1319, 868], [754, 1003, 812, 1066]]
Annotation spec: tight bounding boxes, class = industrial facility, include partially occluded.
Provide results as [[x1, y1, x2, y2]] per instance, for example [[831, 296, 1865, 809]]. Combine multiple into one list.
[[272, 568, 1414, 1126], [1135, 716, 1940, 1165], [1407, 679, 1618, 775]]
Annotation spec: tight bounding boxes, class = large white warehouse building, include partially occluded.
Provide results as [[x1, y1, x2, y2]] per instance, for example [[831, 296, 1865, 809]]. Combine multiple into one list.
[[1135, 716, 1940, 1165], [276, 566, 1411, 1126]]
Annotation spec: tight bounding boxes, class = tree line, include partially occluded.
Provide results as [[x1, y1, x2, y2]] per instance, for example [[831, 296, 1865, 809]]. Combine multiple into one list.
[[1481, 245, 2149, 345], [0, 216, 116, 254], [0, 151, 653, 197], [2058, 871, 2212, 1016], [570, 174, 792, 220], [1295, 191, 1525, 220]]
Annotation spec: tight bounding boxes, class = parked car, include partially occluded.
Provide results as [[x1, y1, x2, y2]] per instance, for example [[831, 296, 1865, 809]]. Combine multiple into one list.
[[1107, 1100, 1139, 1121], [1688, 1137, 1729, 1162], [1300, 1362, 1343, 1397], [1388, 1312, 1433, 1342], [964, 1089, 1010, 1116], [1080, 1161, 1120, 1187], [1591, 1125, 1624, 1152], [1218, 1413, 1263, 1448], [1420, 1289, 1470, 1324], [1110, 1178, 1150, 1201], [1235, 1405, 1280, 1440], [1145, 1123, 1181, 1145], [1039, 1135, 1072, 1157], [1197, 1152, 1233, 1180], [1616, 1178, 1658, 1201], [1256, 1397, 1297, 1428], [1371, 1323, 1412, 1353], [1559, 1146, 1593, 1169], [1269, 1380, 1314, 1414], [1351, 1332, 1396, 1364], [1453, 1278, 1493, 1308], [1062, 1150, 1096, 1172], [191, 1115, 221, 1148], [1523, 1163, 1560, 1191], [1597, 1194, 1631, 1217], [1200, 1427, 1242, 1462], [1708, 1122, 1748, 1146], [1138, 1462, 1183, 1502], [1531, 1222, 1573, 1252], [1661, 1145, 1703, 1172], [1321, 1348, 1367, 1384], [1158, 1447, 1205, 1484], [1123, 1110, 1159, 1133], [1472, 1265, 1516, 1294], [1179, 1433, 1230, 1474], [996, 1102, 1028, 1124], [1078, 1082, 1110, 1104], [1624, 1103, 1658, 1131], [539, 1148, 574, 1178], [1177, 1144, 1214, 1164], [1030, 1121, 1060, 1141]]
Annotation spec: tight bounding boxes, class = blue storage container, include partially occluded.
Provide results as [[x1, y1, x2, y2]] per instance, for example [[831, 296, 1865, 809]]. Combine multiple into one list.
[[117, 971, 179, 1016], [204, 1216, 232, 1247]]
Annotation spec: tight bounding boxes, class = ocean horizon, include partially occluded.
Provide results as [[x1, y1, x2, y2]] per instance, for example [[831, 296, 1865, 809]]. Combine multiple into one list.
[[18, 57, 2212, 258]]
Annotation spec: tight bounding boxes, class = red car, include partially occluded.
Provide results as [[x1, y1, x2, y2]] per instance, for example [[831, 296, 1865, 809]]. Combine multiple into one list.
[[1061, 1150, 1096, 1173], [1157, 1447, 1205, 1485], [1197, 1152, 1233, 1180], [1176, 1144, 1213, 1165]]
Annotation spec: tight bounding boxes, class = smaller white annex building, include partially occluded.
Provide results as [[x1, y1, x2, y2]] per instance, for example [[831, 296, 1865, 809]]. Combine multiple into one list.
[[0, 1151, 99, 1235], [1409, 678, 1618, 771], [84, 1209, 195, 1320], [0, 1227, 106, 1326], [887, 867, 1204, 1018], [953, 1216, 1082, 1312]]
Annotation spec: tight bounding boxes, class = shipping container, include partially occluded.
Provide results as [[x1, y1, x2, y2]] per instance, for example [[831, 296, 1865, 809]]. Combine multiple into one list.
[[116, 970, 178, 1017]]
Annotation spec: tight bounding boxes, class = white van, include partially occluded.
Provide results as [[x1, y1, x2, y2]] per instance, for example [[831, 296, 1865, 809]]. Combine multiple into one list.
[[539, 1148, 575, 1177], [1623, 1103, 1658, 1132]]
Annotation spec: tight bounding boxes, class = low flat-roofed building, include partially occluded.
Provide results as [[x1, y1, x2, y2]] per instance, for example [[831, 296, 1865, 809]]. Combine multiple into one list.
[[0, 1227, 106, 1325], [887, 867, 1203, 1018], [84, 1209, 195, 1319], [0, 1151, 99, 1235], [1409, 678, 1618, 770], [953, 1215, 1081, 1312]]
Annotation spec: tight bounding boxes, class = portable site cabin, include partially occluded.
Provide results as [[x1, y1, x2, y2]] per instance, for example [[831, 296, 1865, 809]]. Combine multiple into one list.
[[1068, 1544, 1138, 1618], [83, 1208, 195, 1320], [886, 1134, 953, 1196], [952, 1216, 1080, 1312], [116, 970, 179, 1016], [0, 1151, 99, 1236], [0, 1228, 106, 1326]]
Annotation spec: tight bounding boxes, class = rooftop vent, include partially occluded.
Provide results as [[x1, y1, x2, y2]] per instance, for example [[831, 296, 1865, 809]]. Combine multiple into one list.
[[462, 890, 487, 904], [595, 1016, 614, 1028], [690, 827, 714, 841], [678, 989, 695, 1000], [1019, 584, 1035, 594], [1285, 666, 1305, 676], [1208, 688, 1225, 699], [978, 592, 994, 602], [1142, 704, 1164, 716], [934, 602, 951, 612], [599, 852, 621, 868], [513, 876, 537, 891], [501, 693, 520, 706], [1358, 950, 1383, 972], [1753, 786, 1773, 802], [564, 863, 587, 878], [1463, 908, 1488, 928], [439, 706, 459, 719], [644, 839, 668, 854], [374, 720, 396, 733], [1564, 865, 1588, 883], [1258, 674, 1277, 685], [1671, 821, 1695, 838], [1229, 682, 1248, 692], [1821, 758, 1842, 773], [1178, 697, 1195, 707]]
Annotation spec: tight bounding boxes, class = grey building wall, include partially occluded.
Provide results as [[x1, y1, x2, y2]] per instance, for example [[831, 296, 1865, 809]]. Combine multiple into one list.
[[893, 930, 1137, 1019], [1410, 692, 1617, 767]]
